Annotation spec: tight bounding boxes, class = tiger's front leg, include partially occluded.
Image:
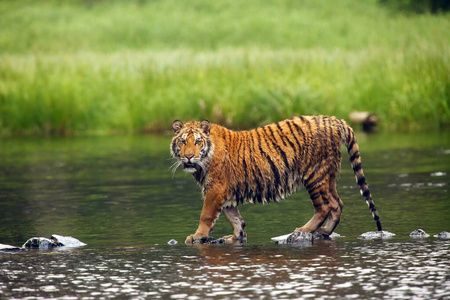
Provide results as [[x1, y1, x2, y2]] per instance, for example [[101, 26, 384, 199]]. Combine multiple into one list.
[[185, 186, 226, 244]]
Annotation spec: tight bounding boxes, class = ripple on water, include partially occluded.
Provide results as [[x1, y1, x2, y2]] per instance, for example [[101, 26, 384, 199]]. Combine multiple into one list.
[[1, 241, 449, 299]]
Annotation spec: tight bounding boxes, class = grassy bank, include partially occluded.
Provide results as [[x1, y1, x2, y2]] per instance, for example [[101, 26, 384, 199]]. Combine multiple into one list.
[[0, 0, 449, 135]]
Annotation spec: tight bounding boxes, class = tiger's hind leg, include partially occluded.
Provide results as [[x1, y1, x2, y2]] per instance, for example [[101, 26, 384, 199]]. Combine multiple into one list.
[[295, 178, 332, 233], [316, 175, 344, 236], [222, 206, 247, 242]]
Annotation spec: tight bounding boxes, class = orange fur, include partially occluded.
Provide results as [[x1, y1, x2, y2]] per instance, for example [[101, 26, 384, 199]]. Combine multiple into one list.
[[170, 116, 382, 244]]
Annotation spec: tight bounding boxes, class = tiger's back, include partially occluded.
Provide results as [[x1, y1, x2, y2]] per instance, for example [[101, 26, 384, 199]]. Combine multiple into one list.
[[220, 115, 345, 206], [171, 116, 382, 244]]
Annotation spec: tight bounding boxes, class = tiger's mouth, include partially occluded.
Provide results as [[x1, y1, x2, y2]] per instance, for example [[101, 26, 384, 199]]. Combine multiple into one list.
[[183, 161, 199, 173], [184, 162, 195, 168]]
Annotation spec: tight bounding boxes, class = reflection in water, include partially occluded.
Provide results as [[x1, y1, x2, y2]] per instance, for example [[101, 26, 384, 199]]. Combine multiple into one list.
[[0, 132, 449, 299], [1, 239, 449, 299]]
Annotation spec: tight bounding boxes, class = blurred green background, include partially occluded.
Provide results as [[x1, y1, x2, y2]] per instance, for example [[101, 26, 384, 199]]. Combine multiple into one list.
[[0, 0, 449, 135]]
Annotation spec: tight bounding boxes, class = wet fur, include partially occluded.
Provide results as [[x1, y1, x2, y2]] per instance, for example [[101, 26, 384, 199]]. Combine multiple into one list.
[[171, 116, 382, 243]]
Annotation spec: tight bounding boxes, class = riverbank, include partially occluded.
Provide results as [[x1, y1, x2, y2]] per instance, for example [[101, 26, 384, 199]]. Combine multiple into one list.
[[1, 0, 449, 135]]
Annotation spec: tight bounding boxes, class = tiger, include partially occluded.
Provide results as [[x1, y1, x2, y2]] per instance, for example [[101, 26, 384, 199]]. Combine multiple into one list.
[[170, 116, 382, 244]]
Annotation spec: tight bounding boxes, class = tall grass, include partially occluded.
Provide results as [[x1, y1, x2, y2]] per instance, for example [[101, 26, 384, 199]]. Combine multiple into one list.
[[0, 0, 449, 135]]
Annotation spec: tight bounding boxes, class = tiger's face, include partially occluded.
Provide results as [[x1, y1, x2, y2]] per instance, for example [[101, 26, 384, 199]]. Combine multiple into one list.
[[170, 120, 213, 174]]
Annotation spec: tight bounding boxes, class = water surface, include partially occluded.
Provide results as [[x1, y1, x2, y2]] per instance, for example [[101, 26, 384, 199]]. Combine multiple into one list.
[[0, 131, 449, 299]]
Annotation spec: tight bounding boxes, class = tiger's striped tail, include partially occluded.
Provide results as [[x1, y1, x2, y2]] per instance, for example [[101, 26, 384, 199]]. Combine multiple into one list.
[[344, 126, 383, 232]]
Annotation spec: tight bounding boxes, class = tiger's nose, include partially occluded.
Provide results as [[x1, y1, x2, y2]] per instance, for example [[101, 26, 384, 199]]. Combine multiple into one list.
[[185, 154, 194, 160]]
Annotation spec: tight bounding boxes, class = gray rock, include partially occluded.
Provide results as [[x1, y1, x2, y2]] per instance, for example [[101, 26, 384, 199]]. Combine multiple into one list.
[[271, 233, 293, 244], [2, 234, 86, 251], [359, 230, 396, 240], [410, 229, 430, 238], [285, 231, 314, 245], [0, 243, 25, 252], [167, 239, 178, 245], [434, 231, 450, 239], [22, 234, 86, 249], [50, 234, 86, 247], [22, 237, 63, 249], [272, 231, 343, 244]]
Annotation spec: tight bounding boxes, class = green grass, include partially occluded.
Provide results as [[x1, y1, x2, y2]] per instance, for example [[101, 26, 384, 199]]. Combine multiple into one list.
[[0, 0, 449, 135]]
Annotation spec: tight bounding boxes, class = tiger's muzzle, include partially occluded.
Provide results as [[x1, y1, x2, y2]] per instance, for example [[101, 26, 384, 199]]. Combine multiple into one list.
[[182, 154, 200, 173]]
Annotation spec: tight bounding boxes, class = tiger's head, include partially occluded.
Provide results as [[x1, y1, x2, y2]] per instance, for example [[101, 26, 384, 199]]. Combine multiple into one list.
[[170, 120, 213, 174]]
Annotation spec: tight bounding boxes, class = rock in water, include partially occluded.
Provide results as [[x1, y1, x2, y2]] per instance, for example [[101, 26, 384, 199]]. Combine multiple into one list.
[[50, 234, 86, 247], [22, 234, 86, 249], [285, 231, 314, 245], [410, 229, 430, 238], [22, 237, 63, 249], [272, 232, 342, 244], [434, 231, 450, 239], [0, 244, 25, 252], [359, 231, 396, 240], [167, 239, 178, 245], [271, 233, 293, 244]]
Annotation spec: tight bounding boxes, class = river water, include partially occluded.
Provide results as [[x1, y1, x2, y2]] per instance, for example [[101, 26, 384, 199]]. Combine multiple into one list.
[[0, 131, 449, 299]]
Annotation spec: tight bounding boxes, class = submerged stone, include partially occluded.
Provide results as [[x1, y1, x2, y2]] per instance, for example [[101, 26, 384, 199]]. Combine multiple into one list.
[[285, 231, 314, 245], [358, 230, 395, 240], [434, 231, 450, 239], [50, 234, 86, 247], [272, 231, 342, 244], [22, 234, 86, 249], [22, 237, 63, 249], [410, 229, 430, 238], [0, 243, 25, 252], [167, 239, 178, 245]]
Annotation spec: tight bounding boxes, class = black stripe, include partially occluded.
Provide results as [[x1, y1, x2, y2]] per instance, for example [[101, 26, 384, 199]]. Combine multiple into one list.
[[266, 125, 291, 185], [254, 169, 264, 203], [278, 123, 296, 154], [171, 141, 179, 156], [350, 151, 360, 162], [363, 189, 371, 198], [249, 131, 264, 203], [256, 128, 280, 201], [309, 190, 327, 201], [347, 139, 355, 153], [304, 168, 327, 191], [293, 117, 309, 168], [237, 135, 247, 204], [286, 120, 302, 155], [312, 116, 321, 150], [353, 163, 362, 172], [337, 118, 346, 142], [293, 119, 307, 145], [357, 175, 366, 186], [241, 135, 250, 202], [275, 122, 288, 147]]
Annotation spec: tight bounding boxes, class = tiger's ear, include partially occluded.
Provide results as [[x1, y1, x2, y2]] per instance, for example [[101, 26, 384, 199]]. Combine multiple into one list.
[[173, 120, 183, 134], [200, 120, 211, 136]]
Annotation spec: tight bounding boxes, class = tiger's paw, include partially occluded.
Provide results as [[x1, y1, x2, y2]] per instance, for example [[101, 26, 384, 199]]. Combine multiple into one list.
[[222, 234, 237, 241], [185, 233, 217, 244], [222, 235, 247, 244], [315, 228, 332, 237], [184, 234, 202, 245]]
